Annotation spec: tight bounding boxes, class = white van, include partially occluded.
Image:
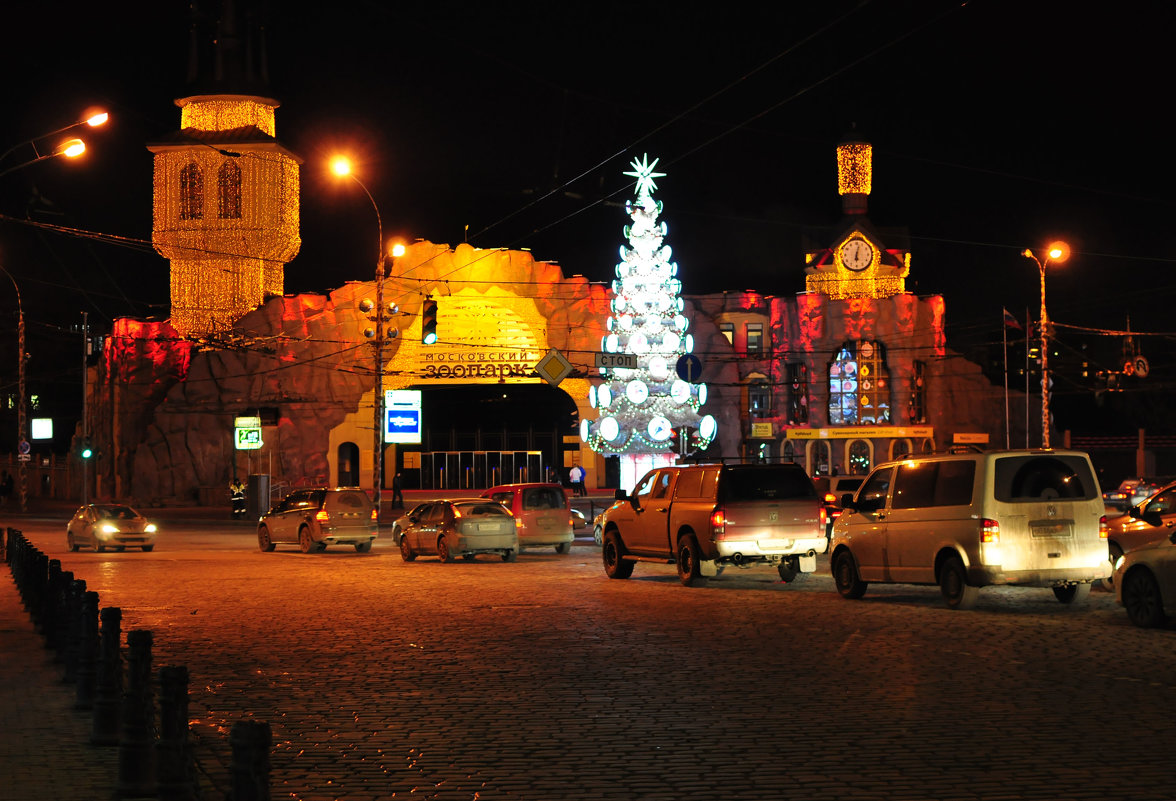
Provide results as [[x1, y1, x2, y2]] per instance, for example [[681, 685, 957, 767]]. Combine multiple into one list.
[[829, 449, 1111, 608]]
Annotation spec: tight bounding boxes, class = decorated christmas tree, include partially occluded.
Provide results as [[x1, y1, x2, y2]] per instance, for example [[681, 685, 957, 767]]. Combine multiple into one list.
[[581, 154, 716, 484]]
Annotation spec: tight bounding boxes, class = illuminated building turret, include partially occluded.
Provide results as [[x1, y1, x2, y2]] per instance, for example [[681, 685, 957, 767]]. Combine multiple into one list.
[[147, 3, 301, 336]]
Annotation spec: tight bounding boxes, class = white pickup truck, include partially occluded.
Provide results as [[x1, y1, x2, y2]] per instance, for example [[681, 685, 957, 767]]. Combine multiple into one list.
[[599, 463, 828, 586]]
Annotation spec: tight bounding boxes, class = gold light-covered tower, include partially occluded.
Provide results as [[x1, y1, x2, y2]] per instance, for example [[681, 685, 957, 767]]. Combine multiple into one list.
[[149, 93, 301, 336], [836, 137, 872, 215]]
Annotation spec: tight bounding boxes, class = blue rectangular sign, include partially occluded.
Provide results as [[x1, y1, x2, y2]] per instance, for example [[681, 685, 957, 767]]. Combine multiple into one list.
[[385, 408, 421, 444]]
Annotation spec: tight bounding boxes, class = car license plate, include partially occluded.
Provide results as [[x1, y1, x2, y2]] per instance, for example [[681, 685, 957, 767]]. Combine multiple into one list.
[[1032, 523, 1067, 537]]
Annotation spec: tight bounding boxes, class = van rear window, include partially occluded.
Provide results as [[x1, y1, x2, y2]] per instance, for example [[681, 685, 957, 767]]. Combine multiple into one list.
[[522, 487, 566, 510], [328, 491, 371, 510], [993, 455, 1098, 502], [719, 467, 816, 502]]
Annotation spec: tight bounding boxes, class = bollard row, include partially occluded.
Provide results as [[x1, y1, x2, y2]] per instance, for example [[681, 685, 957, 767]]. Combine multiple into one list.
[[3, 527, 272, 800]]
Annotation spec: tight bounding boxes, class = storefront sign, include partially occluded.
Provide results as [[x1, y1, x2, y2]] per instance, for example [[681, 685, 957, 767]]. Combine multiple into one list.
[[785, 426, 934, 440]]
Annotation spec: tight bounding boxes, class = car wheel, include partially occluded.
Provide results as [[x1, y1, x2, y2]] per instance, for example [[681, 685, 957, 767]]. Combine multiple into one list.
[[602, 531, 634, 579], [593, 526, 603, 546], [438, 536, 454, 563], [141, 544, 154, 552], [777, 561, 800, 583], [1053, 583, 1091, 604], [257, 526, 275, 552], [1122, 567, 1168, 628], [502, 549, 518, 563], [299, 526, 315, 554], [939, 555, 979, 610], [675, 535, 705, 587], [399, 536, 416, 562], [355, 541, 373, 553], [67, 532, 79, 552], [555, 541, 572, 554], [1102, 543, 1124, 591], [832, 550, 867, 599]]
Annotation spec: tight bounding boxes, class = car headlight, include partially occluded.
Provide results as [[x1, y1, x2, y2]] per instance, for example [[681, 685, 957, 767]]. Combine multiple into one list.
[[1114, 554, 1125, 571], [99, 524, 119, 536], [145, 524, 157, 533]]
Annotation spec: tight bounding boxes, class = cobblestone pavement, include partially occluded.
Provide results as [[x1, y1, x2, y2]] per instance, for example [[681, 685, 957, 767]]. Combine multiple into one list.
[[8, 520, 1176, 801]]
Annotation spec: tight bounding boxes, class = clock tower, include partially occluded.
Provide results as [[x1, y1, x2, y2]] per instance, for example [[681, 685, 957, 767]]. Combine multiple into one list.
[[804, 134, 909, 300], [147, 1, 301, 337]]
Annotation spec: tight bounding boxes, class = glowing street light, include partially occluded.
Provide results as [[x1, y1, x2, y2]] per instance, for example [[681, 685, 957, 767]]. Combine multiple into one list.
[[1021, 240, 1070, 448], [0, 109, 109, 177]]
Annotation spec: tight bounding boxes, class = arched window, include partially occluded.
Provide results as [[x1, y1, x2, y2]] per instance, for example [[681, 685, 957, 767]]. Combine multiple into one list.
[[848, 439, 873, 475], [890, 438, 913, 460], [828, 340, 890, 425], [218, 160, 242, 219], [179, 162, 204, 220]]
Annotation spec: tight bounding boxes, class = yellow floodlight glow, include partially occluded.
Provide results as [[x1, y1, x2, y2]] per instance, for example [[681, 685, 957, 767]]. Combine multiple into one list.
[[85, 112, 109, 127], [330, 156, 353, 177], [59, 138, 86, 158], [1046, 241, 1070, 263], [389, 242, 406, 258]]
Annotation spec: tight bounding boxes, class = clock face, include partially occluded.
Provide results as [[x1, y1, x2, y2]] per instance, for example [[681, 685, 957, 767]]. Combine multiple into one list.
[[647, 416, 673, 441], [840, 238, 873, 271]]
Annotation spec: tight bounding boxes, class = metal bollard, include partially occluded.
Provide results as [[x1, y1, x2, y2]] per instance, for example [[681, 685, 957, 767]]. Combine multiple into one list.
[[53, 570, 76, 664], [42, 559, 62, 644], [63, 578, 86, 683], [157, 666, 199, 801], [230, 720, 272, 801], [116, 629, 156, 799], [75, 591, 100, 710], [91, 606, 123, 746]]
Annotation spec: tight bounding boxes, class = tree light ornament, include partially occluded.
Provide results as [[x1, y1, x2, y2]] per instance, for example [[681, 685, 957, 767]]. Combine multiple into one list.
[[582, 154, 717, 467]]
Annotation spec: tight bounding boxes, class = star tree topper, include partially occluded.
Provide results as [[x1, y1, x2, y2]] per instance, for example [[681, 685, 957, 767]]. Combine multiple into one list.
[[623, 154, 666, 197]]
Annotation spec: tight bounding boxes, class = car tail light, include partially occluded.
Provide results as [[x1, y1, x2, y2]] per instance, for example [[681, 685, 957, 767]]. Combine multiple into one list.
[[819, 505, 827, 531], [1099, 515, 1109, 539], [370, 509, 378, 522], [710, 507, 726, 535], [315, 510, 329, 523], [824, 492, 836, 504], [452, 507, 463, 519], [980, 518, 1000, 543]]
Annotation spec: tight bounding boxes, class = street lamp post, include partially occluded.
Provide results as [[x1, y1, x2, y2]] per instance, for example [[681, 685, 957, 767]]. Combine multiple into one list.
[[330, 158, 402, 517], [1, 111, 106, 512], [1021, 241, 1070, 449]]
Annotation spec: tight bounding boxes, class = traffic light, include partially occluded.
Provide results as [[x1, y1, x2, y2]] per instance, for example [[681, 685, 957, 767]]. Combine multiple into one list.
[[421, 297, 438, 344], [79, 438, 93, 459]]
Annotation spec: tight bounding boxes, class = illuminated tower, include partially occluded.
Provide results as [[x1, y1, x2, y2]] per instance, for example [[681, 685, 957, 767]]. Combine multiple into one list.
[[583, 155, 717, 484], [148, 3, 301, 336]]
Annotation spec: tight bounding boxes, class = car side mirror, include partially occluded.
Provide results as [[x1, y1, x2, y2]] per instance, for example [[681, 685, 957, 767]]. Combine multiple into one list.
[[614, 489, 628, 502], [1143, 510, 1164, 527], [1129, 506, 1142, 520], [840, 493, 856, 510]]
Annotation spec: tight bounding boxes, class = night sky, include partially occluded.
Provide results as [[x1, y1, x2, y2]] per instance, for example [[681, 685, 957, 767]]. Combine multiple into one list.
[[1, 1, 1172, 411]]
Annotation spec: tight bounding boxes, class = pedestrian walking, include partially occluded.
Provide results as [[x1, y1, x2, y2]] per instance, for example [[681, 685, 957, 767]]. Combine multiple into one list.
[[391, 472, 404, 510]]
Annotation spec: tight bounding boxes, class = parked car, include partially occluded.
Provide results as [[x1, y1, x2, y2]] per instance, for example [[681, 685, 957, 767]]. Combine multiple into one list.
[[481, 483, 575, 553], [830, 449, 1111, 609], [257, 487, 378, 553], [1103, 476, 1174, 512], [600, 463, 827, 586], [593, 509, 607, 545], [398, 499, 519, 562], [571, 508, 589, 532], [390, 502, 430, 545], [1113, 524, 1176, 628], [1103, 482, 1176, 589], [67, 504, 158, 552]]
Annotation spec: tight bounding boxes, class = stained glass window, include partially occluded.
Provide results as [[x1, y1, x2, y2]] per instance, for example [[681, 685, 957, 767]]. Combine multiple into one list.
[[179, 162, 203, 220], [828, 340, 890, 425]]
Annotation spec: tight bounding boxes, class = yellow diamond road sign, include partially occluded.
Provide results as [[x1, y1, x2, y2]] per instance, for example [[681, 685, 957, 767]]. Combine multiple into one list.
[[535, 348, 574, 386]]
